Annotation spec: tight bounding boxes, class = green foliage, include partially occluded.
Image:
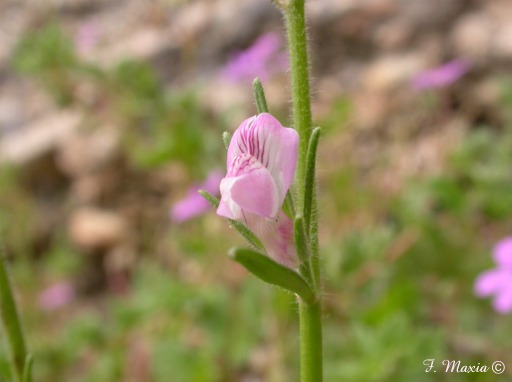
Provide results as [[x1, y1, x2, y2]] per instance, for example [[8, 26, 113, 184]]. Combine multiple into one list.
[[11, 22, 224, 176], [7, 14, 512, 382], [427, 127, 512, 219], [12, 23, 80, 105]]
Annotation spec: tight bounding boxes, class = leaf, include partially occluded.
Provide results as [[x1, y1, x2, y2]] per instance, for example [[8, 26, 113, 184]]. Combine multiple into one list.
[[304, 127, 321, 231], [230, 247, 315, 304], [222, 131, 232, 150], [253, 78, 269, 114], [22, 354, 33, 382]]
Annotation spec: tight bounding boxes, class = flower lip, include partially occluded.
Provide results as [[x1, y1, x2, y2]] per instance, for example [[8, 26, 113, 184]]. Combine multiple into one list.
[[218, 113, 299, 220]]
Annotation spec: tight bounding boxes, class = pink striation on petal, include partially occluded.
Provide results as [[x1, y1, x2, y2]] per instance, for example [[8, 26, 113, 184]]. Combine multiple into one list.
[[226, 113, 298, 214], [492, 237, 512, 269], [474, 269, 509, 297], [171, 170, 223, 223], [38, 282, 75, 311], [218, 153, 279, 219]]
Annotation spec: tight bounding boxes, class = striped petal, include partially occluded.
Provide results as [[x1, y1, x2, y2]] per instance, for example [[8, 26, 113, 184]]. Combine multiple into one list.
[[227, 113, 298, 210], [218, 154, 279, 219]]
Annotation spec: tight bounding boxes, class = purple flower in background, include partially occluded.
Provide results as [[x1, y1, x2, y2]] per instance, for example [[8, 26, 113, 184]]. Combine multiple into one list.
[[410, 59, 470, 91], [75, 22, 100, 55], [217, 113, 299, 267], [38, 282, 75, 311], [474, 237, 512, 313], [171, 170, 223, 223], [223, 32, 288, 82]]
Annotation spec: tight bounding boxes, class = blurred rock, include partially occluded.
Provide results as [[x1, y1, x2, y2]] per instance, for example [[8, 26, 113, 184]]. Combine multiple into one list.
[[56, 127, 119, 176], [0, 110, 82, 164], [69, 207, 127, 251], [363, 53, 426, 91], [493, 22, 512, 59], [374, 19, 413, 51], [451, 12, 493, 61], [398, 0, 463, 28]]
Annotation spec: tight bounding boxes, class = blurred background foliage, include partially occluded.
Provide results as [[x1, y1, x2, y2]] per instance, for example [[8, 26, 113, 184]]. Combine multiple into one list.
[[1, 0, 512, 381]]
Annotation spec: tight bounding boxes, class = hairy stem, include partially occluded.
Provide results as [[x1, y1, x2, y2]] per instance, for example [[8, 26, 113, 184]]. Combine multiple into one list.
[[285, 0, 313, 209], [283, 1, 323, 381]]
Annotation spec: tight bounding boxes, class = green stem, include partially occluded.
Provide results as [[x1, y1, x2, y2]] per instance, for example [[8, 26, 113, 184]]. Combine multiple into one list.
[[0, 250, 28, 382], [283, 1, 323, 381], [299, 300, 323, 382], [285, 0, 313, 209]]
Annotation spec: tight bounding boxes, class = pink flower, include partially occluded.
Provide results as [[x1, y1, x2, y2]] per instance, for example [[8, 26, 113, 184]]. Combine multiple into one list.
[[223, 32, 288, 82], [170, 170, 223, 223], [410, 59, 470, 91], [217, 113, 299, 267], [38, 282, 75, 311], [474, 237, 512, 313], [75, 22, 100, 55]]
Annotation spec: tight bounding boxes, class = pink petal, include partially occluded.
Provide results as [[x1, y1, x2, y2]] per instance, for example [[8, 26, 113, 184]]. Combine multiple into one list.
[[230, 166, 279, 218], [38, 282, 75, 311], [218, 154, 279, 219], [222, 32, 285, 82], [171, 194, 211, 223], [227, 113, 298, 206], [170, 170, 222, 223], [245, 211, 296, 268], [493, 237, 512, 269], [410, 59, 469, 90], [493, 286, 512, 314], [474, 269, 509, 297]]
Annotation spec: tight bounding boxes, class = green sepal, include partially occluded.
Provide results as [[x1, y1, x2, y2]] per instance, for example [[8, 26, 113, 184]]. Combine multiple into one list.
[[230, 247, 316, 304], [253, 77, 269, 114], [303, 127, 321, 231], [22, 354, 33, 382], [283, 191, 296, 219], [222, 131, 232, 150], [294, 215, 316, 287], [198, 190, 265, 252]]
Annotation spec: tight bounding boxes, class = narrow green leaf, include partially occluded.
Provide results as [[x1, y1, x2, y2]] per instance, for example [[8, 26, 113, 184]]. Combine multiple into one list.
[[222, 131, 232, 150], [198, 190, 265, 252], [294, 215, 316, 287], [283, 190, 296, 219], [0, 244, 28, 382], [228, 219, 265, 252], [22, 354, 33, 382], [198, 190, 220, 208], [294, 215, 311, 264], [303, 127, 321, 231], [253, 77, 269, 114], [230, 247, 315, 304]]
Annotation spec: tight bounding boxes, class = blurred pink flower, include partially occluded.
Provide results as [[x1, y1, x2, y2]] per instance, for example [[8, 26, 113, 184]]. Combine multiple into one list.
[[475, 237, 512, 313], [75, 22, 100, 55], [217, 113, 298, 267], [170, 170, 223, 223], [410, 59, 470, 91], [38, 282, 75, 311], [223, 32, 288, 82]]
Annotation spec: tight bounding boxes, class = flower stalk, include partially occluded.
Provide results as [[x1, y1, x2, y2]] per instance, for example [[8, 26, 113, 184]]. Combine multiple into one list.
[[283, 0, 323, 381]]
